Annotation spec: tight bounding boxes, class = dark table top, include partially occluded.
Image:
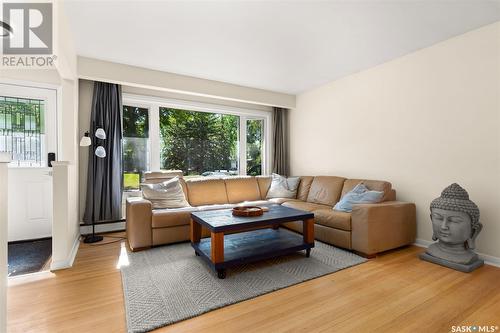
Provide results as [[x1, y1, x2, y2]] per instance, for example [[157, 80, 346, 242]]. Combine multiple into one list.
[[190, 204, 314, 232]]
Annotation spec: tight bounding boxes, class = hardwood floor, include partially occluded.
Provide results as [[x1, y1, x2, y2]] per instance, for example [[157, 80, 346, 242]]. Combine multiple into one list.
[[7, 232, 500, 333]]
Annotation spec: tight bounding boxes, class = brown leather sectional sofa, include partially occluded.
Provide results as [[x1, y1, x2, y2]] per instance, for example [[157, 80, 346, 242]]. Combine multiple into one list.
[[126, 173, 416, 257]]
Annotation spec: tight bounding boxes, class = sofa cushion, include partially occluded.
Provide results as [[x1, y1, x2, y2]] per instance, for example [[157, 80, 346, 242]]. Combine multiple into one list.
[[256, 176, 271, 199], [151, 207, 198, 228], [334, 183, 384, 212], [268, 197, 299, 204], [196, 203, 235, 211], [224, 177, 261, 203], [297, 176, 314, 201], [266, 174, 300, 199], [314, 210, 352, 231], [144, 170, 183, 183], [282, 200, 331, 212], [186, 178, 228, 206], [141, 177, 190, 209], [236, 200, 270, 206], [306, 176, 346, 206], [341, 179, 392, 202]]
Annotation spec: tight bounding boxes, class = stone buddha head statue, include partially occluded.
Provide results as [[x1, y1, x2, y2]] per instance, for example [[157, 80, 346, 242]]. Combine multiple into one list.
[[427, 183, 482, 265]]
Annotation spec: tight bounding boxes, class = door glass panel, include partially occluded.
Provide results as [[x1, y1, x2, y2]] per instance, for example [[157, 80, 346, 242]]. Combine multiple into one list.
[[246, 119, 263, 176], [159, 107, 239, 178], [122, 105, 150, 190], [0, 96, 45, 167]]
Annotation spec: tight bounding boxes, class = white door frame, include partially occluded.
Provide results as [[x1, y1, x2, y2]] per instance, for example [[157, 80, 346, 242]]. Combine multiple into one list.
[[0, 81, 59, 275]]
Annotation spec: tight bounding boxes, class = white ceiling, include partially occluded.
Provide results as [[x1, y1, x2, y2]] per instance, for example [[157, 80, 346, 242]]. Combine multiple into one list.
[[64, 1, 500, 94]]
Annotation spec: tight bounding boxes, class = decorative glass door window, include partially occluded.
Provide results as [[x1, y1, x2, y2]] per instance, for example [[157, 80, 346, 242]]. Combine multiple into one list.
[[0, 96, 45, 167]]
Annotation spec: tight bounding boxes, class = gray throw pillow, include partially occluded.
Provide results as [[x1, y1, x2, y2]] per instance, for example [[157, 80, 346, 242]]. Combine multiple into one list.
[[333, 183, 384, 212], [266, 173, 300, 199], [141, 176, 190, 209]]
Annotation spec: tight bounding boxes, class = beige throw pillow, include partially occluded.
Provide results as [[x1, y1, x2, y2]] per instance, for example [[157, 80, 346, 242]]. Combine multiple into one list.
[[266, 173, 300, 199], [141, 176, 190, 209]]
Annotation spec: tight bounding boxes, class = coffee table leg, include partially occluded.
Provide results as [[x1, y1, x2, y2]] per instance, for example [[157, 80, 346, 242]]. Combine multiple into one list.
[[190, 219, 202, 256], [211, 232, 225, 279], [211, 232, 224, 264], [217, 269, 226, 279], [190, 219, 201, 243], [303, 218, 314, 243], [303, 218, 314, 257]]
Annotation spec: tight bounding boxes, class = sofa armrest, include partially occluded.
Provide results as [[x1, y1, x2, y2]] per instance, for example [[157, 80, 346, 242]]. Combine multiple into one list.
[[351, 201, 416, 256], [126, 197, 153, 251]]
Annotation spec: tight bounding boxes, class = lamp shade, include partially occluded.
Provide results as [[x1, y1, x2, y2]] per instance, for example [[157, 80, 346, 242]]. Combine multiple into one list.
[[79, 132, 91, 147], [95, 128, 106, 140], [95, 146, 106, 158], [80, 136, 91, 147]]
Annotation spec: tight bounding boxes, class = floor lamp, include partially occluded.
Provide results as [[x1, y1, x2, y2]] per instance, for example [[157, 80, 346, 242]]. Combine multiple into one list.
[[80, 128, 107, 243]]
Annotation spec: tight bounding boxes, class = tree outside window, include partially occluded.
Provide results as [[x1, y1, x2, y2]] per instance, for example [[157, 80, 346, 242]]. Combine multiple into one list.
[[122, 105, 149, 190], [159, 108, 239, 177]]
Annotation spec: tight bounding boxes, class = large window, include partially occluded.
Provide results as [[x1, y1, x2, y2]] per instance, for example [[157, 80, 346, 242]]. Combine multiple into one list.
[[121, 96, 270, 190]]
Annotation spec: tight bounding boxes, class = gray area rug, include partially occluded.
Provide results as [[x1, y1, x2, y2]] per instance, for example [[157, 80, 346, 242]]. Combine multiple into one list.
[[121, 240, 367, 333]]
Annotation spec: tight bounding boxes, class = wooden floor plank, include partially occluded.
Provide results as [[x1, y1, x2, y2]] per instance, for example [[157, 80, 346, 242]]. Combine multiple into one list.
[[7, 232, 500, 333]]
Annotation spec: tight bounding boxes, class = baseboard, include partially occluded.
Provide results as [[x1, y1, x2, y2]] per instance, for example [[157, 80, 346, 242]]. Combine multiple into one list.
[[414, 238, 433, 248], [414, 238, 500, 268], [8, 236, 52, 245], [50, 235, 80, 271], [80, 222, 126, 235]]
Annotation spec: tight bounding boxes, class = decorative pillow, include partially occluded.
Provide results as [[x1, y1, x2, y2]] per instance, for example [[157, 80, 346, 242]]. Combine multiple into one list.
[[141, 176, 190, 209], [266, 173, 300, 199], [333, 183, 384, 212]]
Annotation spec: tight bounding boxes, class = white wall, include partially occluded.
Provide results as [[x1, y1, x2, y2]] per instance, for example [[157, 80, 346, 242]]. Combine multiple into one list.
[[290, 22, 500, 258]]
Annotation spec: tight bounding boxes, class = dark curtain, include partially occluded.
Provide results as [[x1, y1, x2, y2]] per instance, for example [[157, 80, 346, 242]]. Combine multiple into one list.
[[83, 82, 123, 223], [272, 107, 289, 176]]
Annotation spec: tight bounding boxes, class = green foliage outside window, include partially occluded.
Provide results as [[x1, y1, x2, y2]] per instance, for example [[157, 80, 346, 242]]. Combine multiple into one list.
[[246, 119, 263, 176], [159, 108, 239, 176], [122, 106, 149, 190], [122, 105, 265, 190]]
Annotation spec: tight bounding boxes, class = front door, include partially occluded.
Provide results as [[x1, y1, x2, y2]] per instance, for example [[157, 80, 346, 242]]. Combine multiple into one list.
[[0, 83, 57, 242]]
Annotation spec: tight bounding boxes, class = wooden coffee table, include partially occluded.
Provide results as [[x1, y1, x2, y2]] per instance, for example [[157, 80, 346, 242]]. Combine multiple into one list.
[[190, 204, 315, 279]]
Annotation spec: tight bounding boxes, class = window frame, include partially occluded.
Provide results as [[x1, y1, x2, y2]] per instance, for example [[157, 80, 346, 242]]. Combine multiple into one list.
[[121, 104, 151, 191], [122, 93, 272, 180]]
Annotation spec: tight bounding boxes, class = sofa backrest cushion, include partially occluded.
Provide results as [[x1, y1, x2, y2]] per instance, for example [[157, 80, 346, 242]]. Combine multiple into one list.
[[297, 176, 314, 201], [306, 176, 346, 206], [341, 179, 392, 202], [256, 176, 272, 199], [143, 171, 188, 196], [141, 177, 190, 209], [224, 177, 261, 203], [186, 178, 228, 206], [144, 170, 183, 184]]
